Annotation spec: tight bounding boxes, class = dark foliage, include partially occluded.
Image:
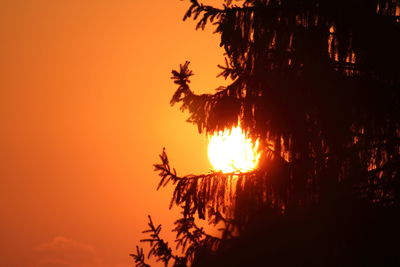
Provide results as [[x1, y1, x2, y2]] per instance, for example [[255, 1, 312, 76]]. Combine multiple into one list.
[[132, 0, 400, 266]]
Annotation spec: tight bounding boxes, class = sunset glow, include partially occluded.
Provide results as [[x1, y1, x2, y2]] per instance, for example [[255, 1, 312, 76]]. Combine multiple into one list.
[[208, 126, 261, 173]]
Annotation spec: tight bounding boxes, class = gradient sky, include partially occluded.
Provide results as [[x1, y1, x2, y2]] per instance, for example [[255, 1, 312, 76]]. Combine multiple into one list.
[[0, 1, 226, 266]]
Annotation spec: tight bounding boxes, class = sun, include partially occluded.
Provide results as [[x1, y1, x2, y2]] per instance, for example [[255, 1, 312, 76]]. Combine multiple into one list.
[[208, 126, 261, 173]]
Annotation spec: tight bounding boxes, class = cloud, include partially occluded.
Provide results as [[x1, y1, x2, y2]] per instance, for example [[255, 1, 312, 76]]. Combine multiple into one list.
[[35, 236, 95, 254], [33, 236, 132, 267], [33, 236, 99, 267], [35, 259, 70, 267]]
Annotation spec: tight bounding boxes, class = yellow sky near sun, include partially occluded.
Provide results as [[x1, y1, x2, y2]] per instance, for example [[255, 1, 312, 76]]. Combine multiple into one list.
[[0, 0, 226, 266]]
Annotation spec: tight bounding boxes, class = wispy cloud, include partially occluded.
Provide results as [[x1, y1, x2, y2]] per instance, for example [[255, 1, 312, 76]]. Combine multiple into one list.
[[35, 236, 95, 254], [34, 236, 100, 267]]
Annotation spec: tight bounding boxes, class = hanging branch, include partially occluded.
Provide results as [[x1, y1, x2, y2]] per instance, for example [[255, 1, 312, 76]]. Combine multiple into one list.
[[153, 147, 298, 232], [173, 216, 222, 263], [154, 148, 267, 221]]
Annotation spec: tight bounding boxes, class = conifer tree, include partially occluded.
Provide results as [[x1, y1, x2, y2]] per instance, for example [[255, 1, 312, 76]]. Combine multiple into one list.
[[132, 0, 400, 266]]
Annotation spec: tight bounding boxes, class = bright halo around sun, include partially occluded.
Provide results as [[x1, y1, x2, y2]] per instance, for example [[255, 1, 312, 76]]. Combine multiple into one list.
[[208, 126, 261, 173]]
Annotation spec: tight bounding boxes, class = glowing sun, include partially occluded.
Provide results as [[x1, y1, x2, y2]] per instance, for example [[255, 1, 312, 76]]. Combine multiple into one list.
[[208, 126, 261, 173]]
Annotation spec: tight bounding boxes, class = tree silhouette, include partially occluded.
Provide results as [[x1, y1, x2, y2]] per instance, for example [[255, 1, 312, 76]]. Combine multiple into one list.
[[132, 0, 400, 266]]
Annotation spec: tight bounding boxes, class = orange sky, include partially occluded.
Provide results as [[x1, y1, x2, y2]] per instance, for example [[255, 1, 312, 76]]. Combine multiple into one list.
[[0, 1, 226, 266]]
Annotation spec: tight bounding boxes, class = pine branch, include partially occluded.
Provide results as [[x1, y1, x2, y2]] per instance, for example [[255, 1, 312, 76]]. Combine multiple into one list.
[[173, 216, 222, 263], [139, 215, 187, 267], [130, 246, 151, 267], [133, 214, 224, 267], [217, 57, 240, 80], [174, 217, 220, 250], [183, 0, 224, 30], [169, 61, 250, 134], [154, 148, 266, 221], [154, 148, 256, 189]]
